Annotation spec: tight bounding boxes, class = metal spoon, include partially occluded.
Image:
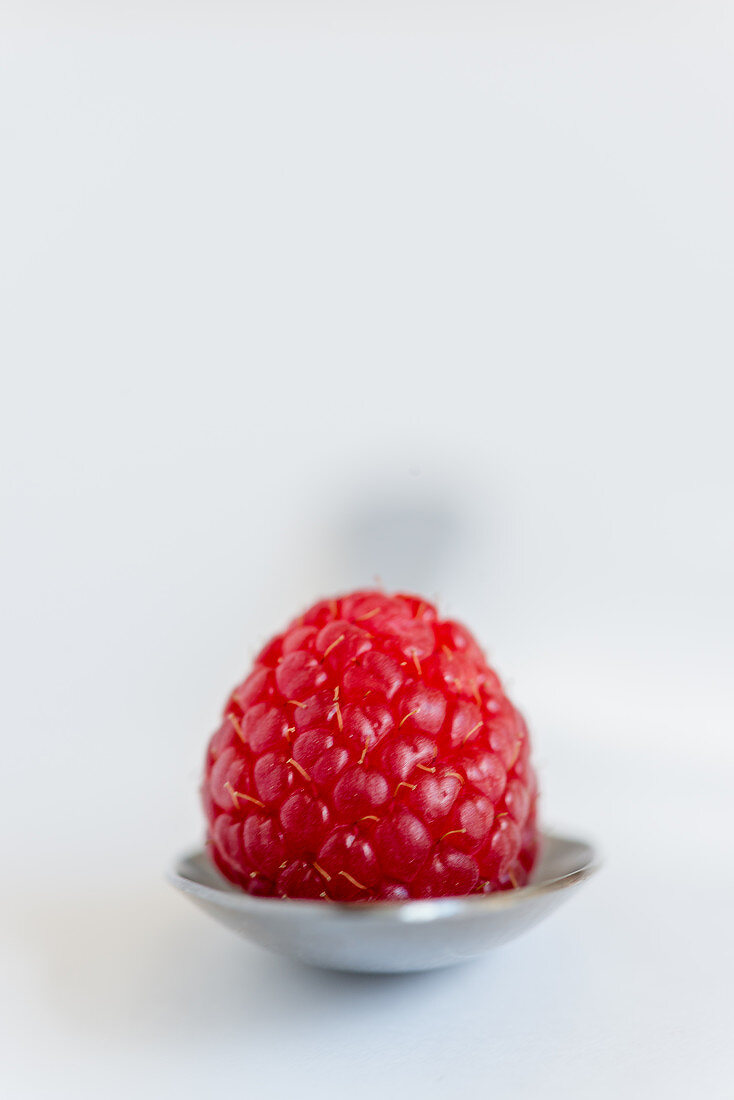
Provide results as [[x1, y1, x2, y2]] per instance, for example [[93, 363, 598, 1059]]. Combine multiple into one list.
[[168, 832, 598, 973]]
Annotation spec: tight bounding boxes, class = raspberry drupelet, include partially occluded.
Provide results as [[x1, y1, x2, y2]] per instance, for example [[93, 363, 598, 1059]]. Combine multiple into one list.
[[202, 590, 539, 901]]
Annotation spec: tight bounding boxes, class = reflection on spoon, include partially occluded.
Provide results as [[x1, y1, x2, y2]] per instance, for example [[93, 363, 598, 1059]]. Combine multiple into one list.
[[169, 832, 598, 974]]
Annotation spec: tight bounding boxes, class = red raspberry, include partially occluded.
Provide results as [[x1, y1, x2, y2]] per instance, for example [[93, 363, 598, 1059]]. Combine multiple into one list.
[[202, 591, 539, 900]]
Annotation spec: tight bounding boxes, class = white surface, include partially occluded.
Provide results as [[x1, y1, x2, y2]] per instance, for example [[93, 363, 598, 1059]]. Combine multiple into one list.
[[1, 4, 733, 1097]]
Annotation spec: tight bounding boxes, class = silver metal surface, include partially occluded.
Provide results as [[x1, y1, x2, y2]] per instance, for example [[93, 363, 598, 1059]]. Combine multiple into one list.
[[168, 832, 598, 973]]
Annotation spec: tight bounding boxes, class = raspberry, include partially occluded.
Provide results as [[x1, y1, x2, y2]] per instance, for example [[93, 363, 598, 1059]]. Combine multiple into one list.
[[202, 591, 539, 900]]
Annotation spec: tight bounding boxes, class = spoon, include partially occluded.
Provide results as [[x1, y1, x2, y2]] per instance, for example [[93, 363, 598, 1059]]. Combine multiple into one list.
[[168, 831, 598, 973]]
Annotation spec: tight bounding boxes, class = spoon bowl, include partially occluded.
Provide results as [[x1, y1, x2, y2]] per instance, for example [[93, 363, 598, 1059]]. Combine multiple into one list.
[[169, 831, 598, 973]]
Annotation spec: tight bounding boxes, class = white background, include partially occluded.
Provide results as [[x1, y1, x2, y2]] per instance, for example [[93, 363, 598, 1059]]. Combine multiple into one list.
[[1, 3, 732, 1097]]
